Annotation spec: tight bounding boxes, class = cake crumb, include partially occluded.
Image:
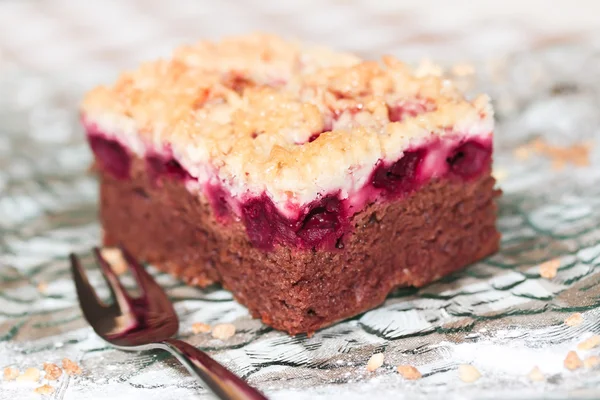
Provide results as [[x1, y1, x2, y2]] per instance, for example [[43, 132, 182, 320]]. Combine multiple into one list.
[[211, 323, 236, 340], [192, 322, 211, 334], [366, 353, 384, 372], [42, 363, 62, 380], [100, 247, 128, 275], [458, 364, 481, 383], [16, 367, 40, 382], [34, 385, 55, 395], [564, 351, 583, 370], [62, 358, 82, 375], [36, 281, 48, 294], [583, 355, 600, 369], [3, 367, 19, 381], [396, 365, 422, 380], [539, 258, 560, 279], [527, 366, 544, 382], [564, 313, 584, 327], [577, 335, 600, 351]]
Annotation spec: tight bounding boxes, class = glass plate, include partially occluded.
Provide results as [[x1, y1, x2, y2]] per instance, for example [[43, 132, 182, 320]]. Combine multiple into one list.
[[1, 45, 599, 400]]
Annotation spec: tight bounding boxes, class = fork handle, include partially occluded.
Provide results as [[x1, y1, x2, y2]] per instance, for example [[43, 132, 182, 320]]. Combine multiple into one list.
[[158, 338, 268, 400]]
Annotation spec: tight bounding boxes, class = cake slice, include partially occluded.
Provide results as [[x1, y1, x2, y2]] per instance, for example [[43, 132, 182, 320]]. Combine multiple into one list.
[[81, 33, 500, 335]]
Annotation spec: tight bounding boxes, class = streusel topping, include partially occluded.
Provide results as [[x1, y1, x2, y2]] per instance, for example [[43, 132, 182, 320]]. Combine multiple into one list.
[[82, 33, 493, 206]]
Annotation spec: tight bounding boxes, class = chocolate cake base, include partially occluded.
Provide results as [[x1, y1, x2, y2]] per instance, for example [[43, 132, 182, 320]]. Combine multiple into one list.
[[99, 159, 500, 335]]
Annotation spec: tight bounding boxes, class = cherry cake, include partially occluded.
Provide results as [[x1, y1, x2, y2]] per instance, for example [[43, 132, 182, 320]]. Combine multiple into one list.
[[81, 34, 500, 335]]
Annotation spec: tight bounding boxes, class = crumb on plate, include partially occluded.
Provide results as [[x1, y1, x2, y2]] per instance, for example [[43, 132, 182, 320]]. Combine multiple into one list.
[[564, 313, 584, 327], [577, 335, 600, 351], [36, 281, 48, 294], [34, 384, 55, 395], [16, 367, 40, 382], [42, 363, 62, 380], [583, 355, 600, 369], [531, 138, 592, 169], [366, 353, 384, 372], [539, 258, 560, 279], [3, 367, 19, 381], [100, 247, 128, 275], [397, 365, 422, 380], [211, 323, 236, 340], [527, 366, 544, 382], [458, 364, 481, 383], [514, 138, 592, 169], [564, 351, 583, 371], [62, 358, 82, 375], [192, 322, 212, 334]]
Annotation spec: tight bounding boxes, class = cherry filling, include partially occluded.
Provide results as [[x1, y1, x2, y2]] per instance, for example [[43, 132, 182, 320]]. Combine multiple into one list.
[[241, 195, 295, 250], [146, 155, 192, 181], [305, 126, 331, 144], [205, 183, 233, 223], [241, 195, 345, 250], [87, 127, 491, 252], [388, 100, 436, 122], [308, 133, 321, 143], [371, 149, 425, 197], [88, 136, 131, 179], [297, 197, 343, 247], [446, 141, 491, 179]]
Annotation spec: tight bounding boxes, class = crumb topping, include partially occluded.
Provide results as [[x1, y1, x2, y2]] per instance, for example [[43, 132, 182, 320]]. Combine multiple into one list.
[[366, 353, 384, 372], [82, 33, 493, 205]]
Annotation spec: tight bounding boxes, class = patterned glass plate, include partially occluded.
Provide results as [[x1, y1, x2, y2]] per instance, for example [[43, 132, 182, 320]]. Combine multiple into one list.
[[1, 33, 600, 400]]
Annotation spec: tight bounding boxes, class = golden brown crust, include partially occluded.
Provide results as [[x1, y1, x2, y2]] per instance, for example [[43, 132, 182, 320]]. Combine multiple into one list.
[[82, 33, 493, 205]]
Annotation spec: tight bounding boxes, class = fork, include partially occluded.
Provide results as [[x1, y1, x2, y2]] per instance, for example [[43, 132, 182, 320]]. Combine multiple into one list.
[[70, 247, 268, 400]]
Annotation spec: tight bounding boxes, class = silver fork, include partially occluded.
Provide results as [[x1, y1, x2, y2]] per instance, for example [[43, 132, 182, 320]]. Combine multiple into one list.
[[70, 247, 268, 400]]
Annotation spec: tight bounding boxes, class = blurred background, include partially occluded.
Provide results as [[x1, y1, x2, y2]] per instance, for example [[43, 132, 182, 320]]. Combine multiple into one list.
[[1, 0, 599, 82], [1, 0, 599, 147]]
